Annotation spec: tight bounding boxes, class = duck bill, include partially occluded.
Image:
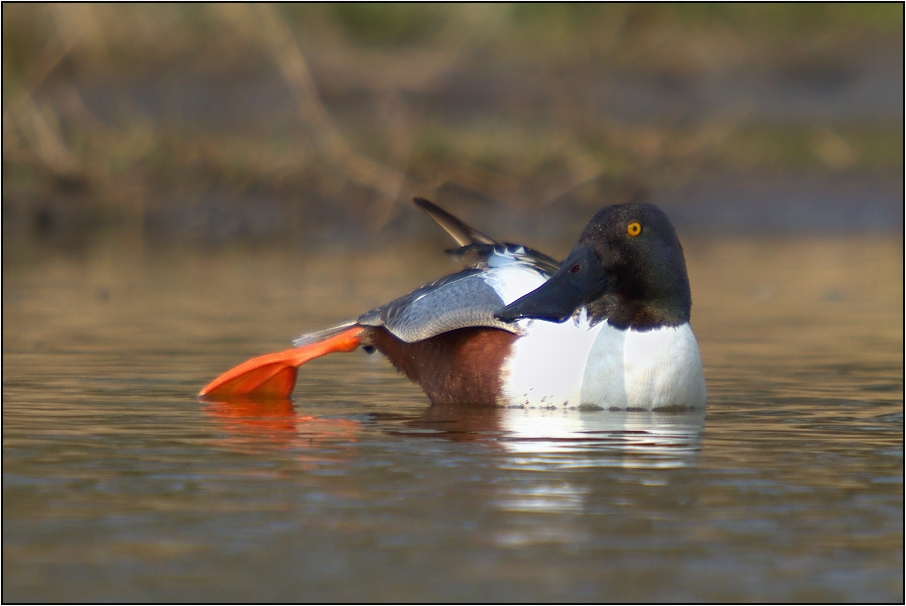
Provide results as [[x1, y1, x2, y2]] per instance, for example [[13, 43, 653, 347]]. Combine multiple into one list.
[[495, 244, 606, 323]]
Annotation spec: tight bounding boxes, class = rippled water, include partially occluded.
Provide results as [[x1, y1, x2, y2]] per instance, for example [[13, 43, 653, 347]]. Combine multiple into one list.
[[3, 232, 902, 601]]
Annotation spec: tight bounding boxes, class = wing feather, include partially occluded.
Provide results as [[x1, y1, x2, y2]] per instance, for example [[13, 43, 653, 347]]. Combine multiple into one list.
[[414, 197, 496, 246], [357, 267, 548, 343]]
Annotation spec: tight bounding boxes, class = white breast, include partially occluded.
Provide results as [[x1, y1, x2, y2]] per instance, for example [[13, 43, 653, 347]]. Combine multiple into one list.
[[499, 317, 706, 409], [580, 322, 706, 409], [499, 314, 604, 407]]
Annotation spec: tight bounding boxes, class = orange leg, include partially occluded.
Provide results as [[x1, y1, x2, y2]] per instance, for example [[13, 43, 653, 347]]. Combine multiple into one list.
[[199, 326, 364, 399]]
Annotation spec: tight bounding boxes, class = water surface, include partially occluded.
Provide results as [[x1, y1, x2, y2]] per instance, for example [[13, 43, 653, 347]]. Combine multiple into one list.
[[3, 233, 902, 601]]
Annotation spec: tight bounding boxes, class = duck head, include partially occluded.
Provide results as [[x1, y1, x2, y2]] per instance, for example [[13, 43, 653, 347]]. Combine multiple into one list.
[[495, 202, 692, 331]]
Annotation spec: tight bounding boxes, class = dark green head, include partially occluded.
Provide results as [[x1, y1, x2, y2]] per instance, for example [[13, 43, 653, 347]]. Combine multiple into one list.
[[496, 203, 692, 330]]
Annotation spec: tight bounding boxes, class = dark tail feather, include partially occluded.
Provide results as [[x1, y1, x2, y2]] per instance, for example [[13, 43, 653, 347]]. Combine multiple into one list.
[[413, 197, 497, 246]]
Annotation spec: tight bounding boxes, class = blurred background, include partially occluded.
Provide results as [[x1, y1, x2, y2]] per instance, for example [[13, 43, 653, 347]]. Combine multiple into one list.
[[4, 7, 903, 601], [3, 3, 903, 249]]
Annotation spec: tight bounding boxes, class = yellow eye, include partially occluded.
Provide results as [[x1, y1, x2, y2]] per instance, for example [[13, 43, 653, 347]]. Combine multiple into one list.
[[627, 221, 642, 237]]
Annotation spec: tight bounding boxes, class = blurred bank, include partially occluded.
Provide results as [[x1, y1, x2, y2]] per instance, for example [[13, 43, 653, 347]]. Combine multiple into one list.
[[2, 4, 903, 247]]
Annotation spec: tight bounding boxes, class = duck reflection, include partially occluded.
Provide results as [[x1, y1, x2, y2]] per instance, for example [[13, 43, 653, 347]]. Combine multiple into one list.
[[504, 406, 705, 465], [203, 398, 360, 452], [203, 397, 704, 469], [402, 404, 706, 468], [204, 399, 705, 467], [393, 403, 706, 544], [203, 397, 705, 534], [466, 405, 705, 546]]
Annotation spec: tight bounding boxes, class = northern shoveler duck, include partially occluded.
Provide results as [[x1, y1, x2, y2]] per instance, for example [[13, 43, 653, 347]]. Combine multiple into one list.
[[200, 198, 706, 409]]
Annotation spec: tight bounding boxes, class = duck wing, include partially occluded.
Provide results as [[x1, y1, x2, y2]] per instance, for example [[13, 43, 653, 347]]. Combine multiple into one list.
[[300, 199, 561, 344], [357, 245, 557, 343]]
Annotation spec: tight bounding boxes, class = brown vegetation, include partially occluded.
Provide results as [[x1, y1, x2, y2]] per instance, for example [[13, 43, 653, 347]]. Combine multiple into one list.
[[2, 4, 902, 242]]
